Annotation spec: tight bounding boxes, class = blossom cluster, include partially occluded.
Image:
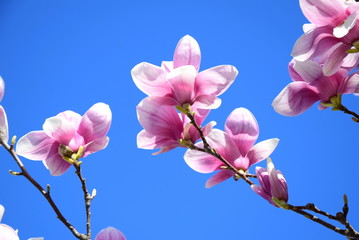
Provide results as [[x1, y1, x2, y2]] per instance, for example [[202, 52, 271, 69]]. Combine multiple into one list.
[[273, 0, 359, 116], [0, 77, 125, 238], [132, 35, 288, 207]]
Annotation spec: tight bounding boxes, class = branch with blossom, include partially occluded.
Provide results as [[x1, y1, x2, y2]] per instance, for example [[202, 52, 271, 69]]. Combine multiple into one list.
[[133, 31, 359, 239], [1, 0, 359, 239]]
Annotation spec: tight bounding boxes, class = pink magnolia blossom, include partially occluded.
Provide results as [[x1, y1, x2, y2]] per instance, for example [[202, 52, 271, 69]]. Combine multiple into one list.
[[272, 59, 359, 116], [137, 97, 215, 154], [0, 77, 8, 144], [184, 108, 279, 188], [0, 77, 4, 102], [131, 35, 238, 109], [16, 103, 112, 176], [0, 106, 9, 144], [292, 0, 359, 75], [95, 227, 126, 240], [0, 205, 19, 240], [251, 158, 288, 207]]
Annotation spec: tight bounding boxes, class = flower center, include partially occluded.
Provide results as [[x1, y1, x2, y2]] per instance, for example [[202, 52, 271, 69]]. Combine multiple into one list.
[[58, 144, 84, 166]]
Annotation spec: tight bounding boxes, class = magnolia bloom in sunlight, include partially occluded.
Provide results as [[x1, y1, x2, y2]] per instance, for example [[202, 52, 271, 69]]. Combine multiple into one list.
[[0, 77, 8, 144], [95, 227, 126, 240], [137, 97, 215, 154], [0, 205, 44, 240], [0, 205, 19, 240], [0, 76, 4, 102], [16, 103, 112, 176], [251, 158, 288, 207], [184, 108, 279, 188], [131, 35, 238, 109], [272, 59, 359, 116], [292, 0, 359, 75], [0, 106, 9, 144]]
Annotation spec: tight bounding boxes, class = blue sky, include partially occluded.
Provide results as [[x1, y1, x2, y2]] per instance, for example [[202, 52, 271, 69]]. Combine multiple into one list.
[[0, 1, 358, 239]]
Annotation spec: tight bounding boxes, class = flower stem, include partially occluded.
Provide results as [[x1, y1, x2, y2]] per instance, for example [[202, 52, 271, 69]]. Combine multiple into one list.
[[0, 139, 89, 240], [74, 164, 94, 239], [336, 104, 359, 123]]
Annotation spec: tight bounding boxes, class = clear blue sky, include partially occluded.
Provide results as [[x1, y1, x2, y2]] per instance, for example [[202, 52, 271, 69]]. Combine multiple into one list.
[[0, 1, 358, 239]]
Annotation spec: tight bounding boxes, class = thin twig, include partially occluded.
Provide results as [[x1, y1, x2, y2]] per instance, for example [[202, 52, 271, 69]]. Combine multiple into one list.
[[74, 164, 93, 239], [337, 104, 359, 122], [0, 139, 89, 240], [288, 202, 359, 239]]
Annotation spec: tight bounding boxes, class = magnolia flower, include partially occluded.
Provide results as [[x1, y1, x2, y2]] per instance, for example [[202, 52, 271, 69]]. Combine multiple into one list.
[[131, 35, 238, 109], [137, 97, 215, 154], [16, 103, 112, 176], [272, 59, 359, 116], [0, 205, 19, 240], [0, 77, 4, 102], [0, 77, 8, 144], [184, 108, 279, 188], [251, 158, 288, 207], [95, 227, 126, 240], [0, 106, 9, 144], [292, 0, 359, 75]]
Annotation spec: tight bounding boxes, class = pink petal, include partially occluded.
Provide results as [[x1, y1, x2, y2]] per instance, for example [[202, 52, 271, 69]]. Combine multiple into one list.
[[0, 224, 19, 240], [0, 205, 4, 222], [291, 26, 336, 61], [267, 159, 288, 202], [193, 95, 222, 109], [82, 136, 110, 157], [195, 65, 238, 96], [78, 103, 112, 142], [43, 152, 72, 176], [292, 60, 323, 85], [173, 35, 201, 71], [43, 115, 77, 145], [136, 130, 179, 154], [166, 65, 197, 105], [184, 148, 221, 173], [247, 138, 279, 166], [56, 110, 82, 127], [288, 59, 304, 82], [323, 43, 351, 76], [161, 61, 173, 72], [225, 108, 259, 156], [131, 62, 170, 96], [251, 184, 270, 202], [205, 170, 233, 188], [339, 73, 359, 94], [272, 82, 320, 116], [299, 0, 347, 27], [136, 97, 183, 138], [0, 106, 8, 144], [16, 131, 57, 161], [0, 76, 4, 102], [255, 166, 271, 192], [333, 12, 357, 38], [95, 227, 126, 240]]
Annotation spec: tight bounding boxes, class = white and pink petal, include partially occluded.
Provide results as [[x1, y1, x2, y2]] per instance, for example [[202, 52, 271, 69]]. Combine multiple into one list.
[[225, 108, 259, 156], [78, 102, 112, 142], [173, 35, 201, 71], [131, 62, 170, 96], [16, 131, 58, 161], [247, 138, 279, 166], [272, 82, 321, 116], [195, 65, 238, 97], [205, 170, 233, 188]]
